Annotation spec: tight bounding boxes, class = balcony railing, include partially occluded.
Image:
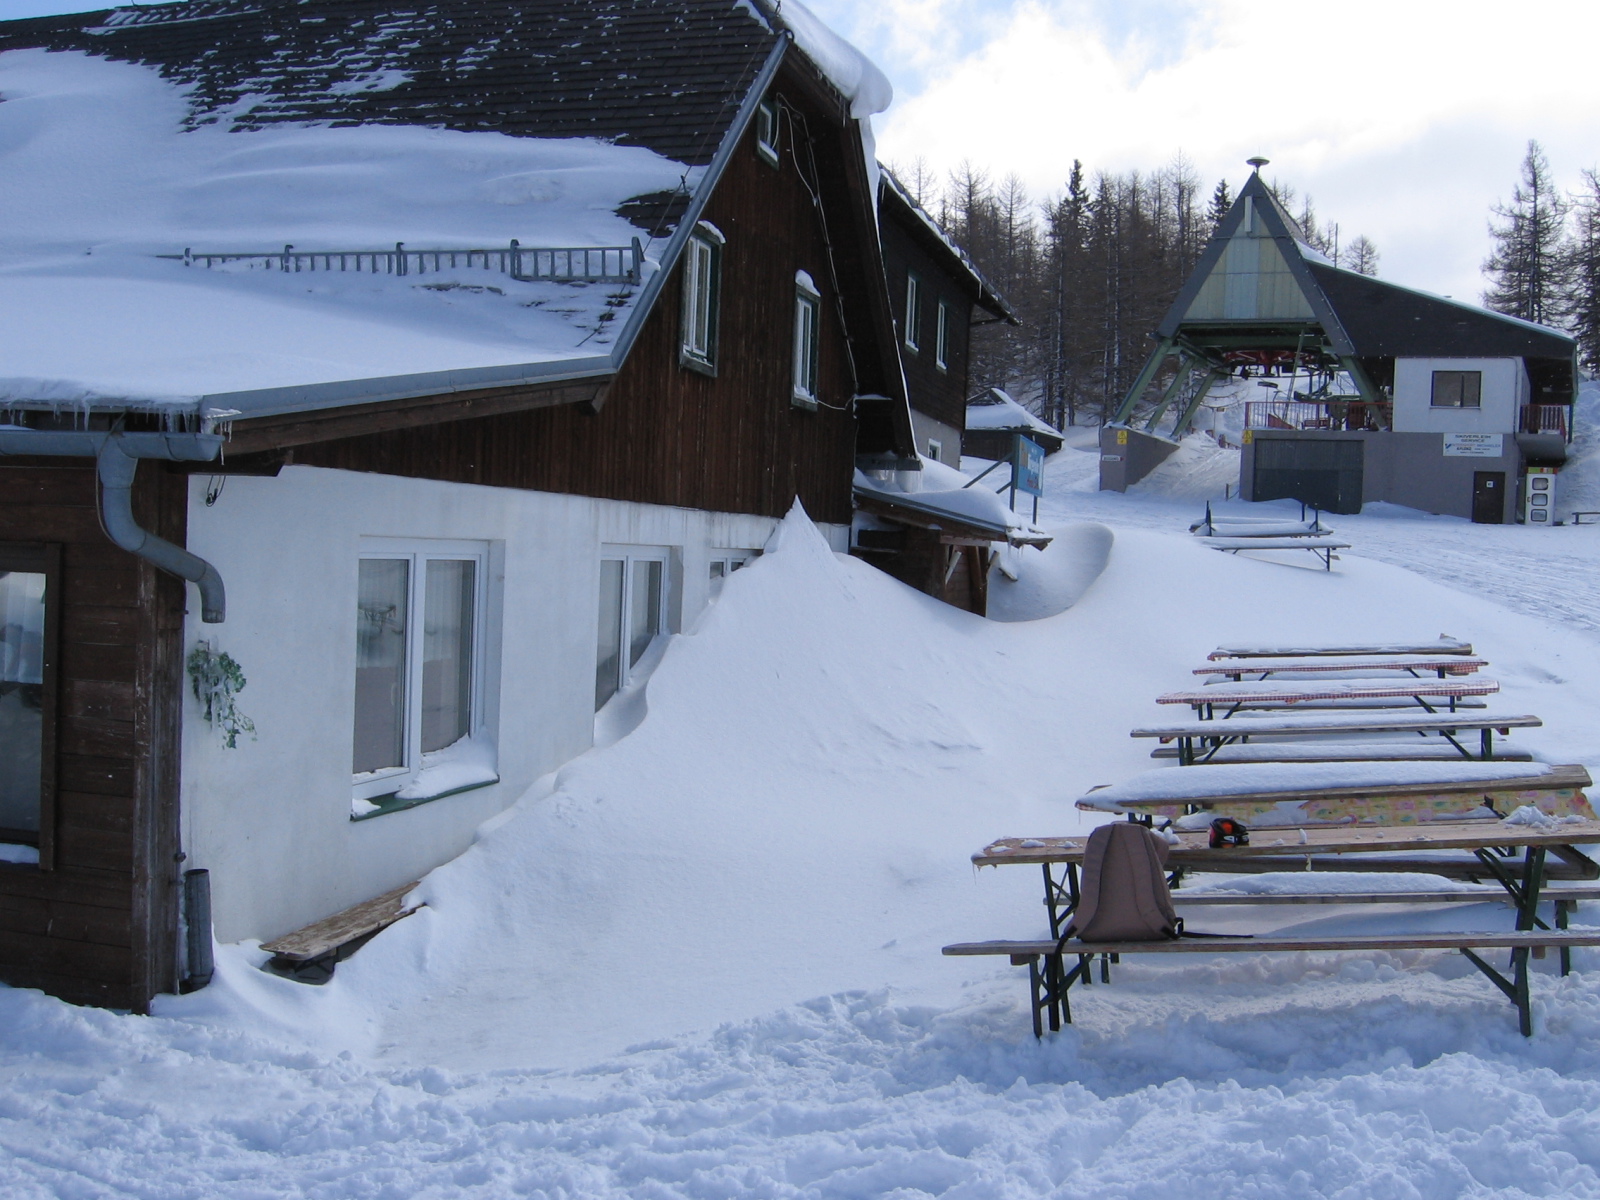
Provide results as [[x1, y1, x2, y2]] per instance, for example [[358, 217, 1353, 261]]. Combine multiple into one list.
[[1520, 404, 1569, 438], [158, 239, 644, 285], [1243, 399, 1392, 432]]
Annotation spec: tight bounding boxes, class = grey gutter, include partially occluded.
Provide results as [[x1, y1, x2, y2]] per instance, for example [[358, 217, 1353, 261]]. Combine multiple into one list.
[[606, 35, 790, 371], [0, 428, 227, 622]]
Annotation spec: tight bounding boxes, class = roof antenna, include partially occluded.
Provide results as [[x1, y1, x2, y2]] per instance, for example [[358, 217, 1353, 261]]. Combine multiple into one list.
[[1247, 156, 1269, 173]]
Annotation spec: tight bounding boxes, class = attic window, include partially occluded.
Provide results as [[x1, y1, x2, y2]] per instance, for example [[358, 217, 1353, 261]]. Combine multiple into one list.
[[755, 100, 779, 168], [1431, 370, 1482, 408], [904, 274, 922, 353], [793, 270, 821, 410], [680, 222, 724, 375]]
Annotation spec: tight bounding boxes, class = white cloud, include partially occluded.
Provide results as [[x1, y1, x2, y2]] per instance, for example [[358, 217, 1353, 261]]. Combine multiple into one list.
[[811, 0, 1600, 304]]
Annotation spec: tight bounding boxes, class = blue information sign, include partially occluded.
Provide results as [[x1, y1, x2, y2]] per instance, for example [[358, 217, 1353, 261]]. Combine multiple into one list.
[[1013, 435, 1045, 498]]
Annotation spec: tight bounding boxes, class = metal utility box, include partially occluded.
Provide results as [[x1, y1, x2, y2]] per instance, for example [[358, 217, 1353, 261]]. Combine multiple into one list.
[[1523, 467, 1557, 525]]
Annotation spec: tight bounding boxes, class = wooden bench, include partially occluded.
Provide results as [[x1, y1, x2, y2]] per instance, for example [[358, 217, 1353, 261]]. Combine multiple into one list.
[[260, 881, 420, 981], [1208, 639, 1474, 660], [944, 930, 1600, 1037], [1197, 536, 1350, 570], [1193, 654, 1487, 680], [1131, 712, 1542, 765], [1148, 742, 1532, 764], [1159, 677, 1500, 719]]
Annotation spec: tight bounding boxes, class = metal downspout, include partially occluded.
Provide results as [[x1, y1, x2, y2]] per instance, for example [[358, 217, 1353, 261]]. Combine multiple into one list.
[[96, 439, 226, 623], [0, 429, 226, 622]]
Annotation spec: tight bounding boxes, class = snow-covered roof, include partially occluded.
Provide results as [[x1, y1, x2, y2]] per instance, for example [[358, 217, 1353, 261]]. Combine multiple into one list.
[[0, 0, 885, 421], [964, 388, 1064, 443], [853, 454, 1050, 547]]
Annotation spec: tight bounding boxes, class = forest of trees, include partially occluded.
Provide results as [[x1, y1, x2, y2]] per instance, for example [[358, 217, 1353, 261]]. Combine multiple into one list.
[[888, 156, 1379, 430], [1482, 140, 1600, 374]]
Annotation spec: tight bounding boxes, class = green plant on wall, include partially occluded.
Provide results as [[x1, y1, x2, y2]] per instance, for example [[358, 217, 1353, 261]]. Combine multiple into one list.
[[186, 641, 256, 749]]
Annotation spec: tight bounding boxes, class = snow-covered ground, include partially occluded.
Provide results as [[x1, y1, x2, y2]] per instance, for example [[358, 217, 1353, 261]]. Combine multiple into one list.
[[8, 443, 1600, 1195]]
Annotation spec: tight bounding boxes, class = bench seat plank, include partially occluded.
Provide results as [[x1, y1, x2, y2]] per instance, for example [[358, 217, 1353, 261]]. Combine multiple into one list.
[[260, 881, 420, 963], [943, 930, 1600, 958], [1149, 743, 1532, 764], [1192, 655, 1487, 677], [1209, 640, 1474, 659], [1131, 713, 1541, 740], [1169, 886, 1600, 906]]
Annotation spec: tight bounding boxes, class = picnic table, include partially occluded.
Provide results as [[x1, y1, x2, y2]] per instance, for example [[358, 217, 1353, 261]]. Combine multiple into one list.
[[1159, 677, 1500, 719], [1193, 654, 1487, 681], [1072, 761, 1593, 826], [1130, 711, 1543, 765], [962, 820, 1600, 1035], [1197, 536, 1350, 570], [1208, 638, 1473, 660]]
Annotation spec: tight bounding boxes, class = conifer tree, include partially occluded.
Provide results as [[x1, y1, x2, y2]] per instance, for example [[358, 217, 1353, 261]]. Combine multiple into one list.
[[1208, 179, 1231, 231], [1483, 140, 1571, 326], [1565, 169, 1600, 371]]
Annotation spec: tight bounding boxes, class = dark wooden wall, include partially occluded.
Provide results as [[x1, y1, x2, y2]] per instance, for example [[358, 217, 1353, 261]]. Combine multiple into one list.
[[0, 460, 184, 1011], [295, 75, 862, 527], [879, 215, 975, 435]]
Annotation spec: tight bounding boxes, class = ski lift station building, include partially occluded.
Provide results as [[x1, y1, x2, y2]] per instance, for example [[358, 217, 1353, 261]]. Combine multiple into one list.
[[1101, 170, 1577, 524]]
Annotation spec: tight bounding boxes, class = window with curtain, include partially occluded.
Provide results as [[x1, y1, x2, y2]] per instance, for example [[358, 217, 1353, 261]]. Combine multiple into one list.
[[680, 223, 724, 372], [352, 541, 491, 810]]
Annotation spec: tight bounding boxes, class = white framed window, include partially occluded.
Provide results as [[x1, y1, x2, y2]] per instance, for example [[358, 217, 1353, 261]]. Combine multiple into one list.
[[755, 99, 779, 167], [680, 222, 724, 374], [708, 550, 758, 598], [596, 548, 670, 711], [793, 270, 821, 409], [903, 273, 922, 352], [935, 300, 950, 371], [927, 438, 943, 463], [352, 538, 496, 814]]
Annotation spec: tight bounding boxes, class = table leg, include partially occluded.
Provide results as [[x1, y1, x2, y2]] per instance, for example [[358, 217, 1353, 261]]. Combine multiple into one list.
[[1557, 899, 1572, 977]]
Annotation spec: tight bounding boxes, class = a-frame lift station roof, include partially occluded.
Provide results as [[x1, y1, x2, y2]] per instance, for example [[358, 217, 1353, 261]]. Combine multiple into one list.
[[1112, 170, 1576, 439]]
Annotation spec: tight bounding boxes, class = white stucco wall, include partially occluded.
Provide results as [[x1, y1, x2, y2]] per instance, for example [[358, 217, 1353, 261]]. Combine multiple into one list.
[[1392, 357, 1527, 434], [180, 466, 842, 942]]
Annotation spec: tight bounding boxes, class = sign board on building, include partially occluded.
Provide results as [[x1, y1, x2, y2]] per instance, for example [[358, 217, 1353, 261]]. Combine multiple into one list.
[[1116, 429, 1128, 445], [1100, 454, 1123, 463], [1444, 433, 1504, 458], [1014, 435, 1045, 498]]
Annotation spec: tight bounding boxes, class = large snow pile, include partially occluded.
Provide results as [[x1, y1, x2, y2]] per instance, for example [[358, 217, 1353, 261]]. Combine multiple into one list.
[[6, 501, 1600, 1192], [0, 49, 690, 406]]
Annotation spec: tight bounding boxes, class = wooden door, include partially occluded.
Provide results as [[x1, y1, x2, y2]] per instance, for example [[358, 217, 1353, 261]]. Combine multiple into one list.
[[1472, 472, 1506, 524]]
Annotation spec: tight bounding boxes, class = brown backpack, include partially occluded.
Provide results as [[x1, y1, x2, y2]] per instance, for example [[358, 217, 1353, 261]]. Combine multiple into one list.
[[1065, 821, 1182, 943]]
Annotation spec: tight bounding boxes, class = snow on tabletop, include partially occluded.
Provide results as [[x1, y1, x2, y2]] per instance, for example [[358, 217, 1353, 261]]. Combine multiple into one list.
[[1078, 760, 1561, 807], [1193, 654, 1485, 674], [1211, 636, 1473, 658], [0, 49, 692, 408], [1165, 677, 1498, 700]]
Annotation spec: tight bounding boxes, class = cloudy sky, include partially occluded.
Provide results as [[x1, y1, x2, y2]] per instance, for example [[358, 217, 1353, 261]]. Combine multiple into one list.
[[2, 0, 1595, 304], [809, 0, 1600, 304]]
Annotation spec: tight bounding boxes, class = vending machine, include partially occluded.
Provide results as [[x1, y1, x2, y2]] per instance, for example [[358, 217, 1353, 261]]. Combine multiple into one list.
[[1522, 467, 1557, 524]]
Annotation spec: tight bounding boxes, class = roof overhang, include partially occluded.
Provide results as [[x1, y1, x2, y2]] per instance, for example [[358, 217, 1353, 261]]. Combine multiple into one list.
[[854, 485, 1050, 548]]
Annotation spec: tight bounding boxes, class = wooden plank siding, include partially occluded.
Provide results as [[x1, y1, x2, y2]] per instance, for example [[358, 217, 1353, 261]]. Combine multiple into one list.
[[879, 212, 976, 435], [293, 72, 863, 527], [0, 458, 184, 1011]]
